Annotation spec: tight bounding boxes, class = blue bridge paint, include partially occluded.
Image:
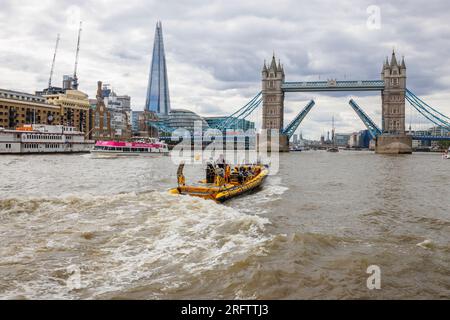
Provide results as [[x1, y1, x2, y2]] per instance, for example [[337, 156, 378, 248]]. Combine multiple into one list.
[[348, 99, 382, 139], [282, 80, 385, 92]]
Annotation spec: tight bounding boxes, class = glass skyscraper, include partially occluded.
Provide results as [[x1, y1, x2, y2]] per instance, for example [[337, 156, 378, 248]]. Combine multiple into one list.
[[145, 21, 171, 115]]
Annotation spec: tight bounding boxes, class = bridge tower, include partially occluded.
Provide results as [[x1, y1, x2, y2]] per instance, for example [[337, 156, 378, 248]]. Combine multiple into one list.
[[261, 55, 289, 151], [376, 50, 412, 154]]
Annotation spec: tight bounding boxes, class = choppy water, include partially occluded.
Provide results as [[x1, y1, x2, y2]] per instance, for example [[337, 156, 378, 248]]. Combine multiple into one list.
[[0, 151, 449, 299]]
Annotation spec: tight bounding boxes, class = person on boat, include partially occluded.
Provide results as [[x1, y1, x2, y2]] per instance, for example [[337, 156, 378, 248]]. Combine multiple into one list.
[[216, 154, 226, 169], [177, 163, 186, 187], [206, 160, 216, 184], [216, 166, 225, 177], [224, 165, 231, 184], [237, 171, 244, 184], [238, 166, 248, 184], [244, 167, 252, 181], [215, 167, 226, 186], [245, 167, 252, 180]]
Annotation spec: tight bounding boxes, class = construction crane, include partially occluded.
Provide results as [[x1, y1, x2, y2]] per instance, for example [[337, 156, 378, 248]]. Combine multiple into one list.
[[72, 21, 82, 90], [48, 34, 60, 88]]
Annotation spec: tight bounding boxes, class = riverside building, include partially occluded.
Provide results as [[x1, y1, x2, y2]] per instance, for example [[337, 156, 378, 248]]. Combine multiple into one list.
[[0, 89, 61, 129]]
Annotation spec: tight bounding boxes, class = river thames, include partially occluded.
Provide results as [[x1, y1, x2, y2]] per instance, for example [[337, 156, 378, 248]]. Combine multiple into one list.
[[0, 151, 448, 299]]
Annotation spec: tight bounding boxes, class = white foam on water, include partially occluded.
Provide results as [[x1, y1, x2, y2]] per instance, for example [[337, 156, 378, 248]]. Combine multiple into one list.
[[229, 176, 289, 214], [0, 191, 273, 299], [416, 239, 434, 250]]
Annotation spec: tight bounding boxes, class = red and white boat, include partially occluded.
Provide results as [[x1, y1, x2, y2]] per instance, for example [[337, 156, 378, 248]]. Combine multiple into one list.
[[91, 138, 169, 157]]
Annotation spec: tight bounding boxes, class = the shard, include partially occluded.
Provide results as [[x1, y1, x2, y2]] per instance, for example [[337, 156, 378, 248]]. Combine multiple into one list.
[[145, 21, 171, 115]]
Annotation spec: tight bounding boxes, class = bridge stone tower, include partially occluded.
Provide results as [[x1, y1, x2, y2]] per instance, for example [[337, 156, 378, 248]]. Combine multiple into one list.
[[376, 50, 412, 154], [261, 55, 289, 151]]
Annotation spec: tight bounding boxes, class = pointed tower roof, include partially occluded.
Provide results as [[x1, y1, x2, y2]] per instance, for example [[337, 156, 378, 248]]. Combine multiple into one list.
[[262, 60, 268, 72], [269, 54, 278, 71], [390, 49, 398, 67], [401, 56, 406, 69], [382, 57, 389, 73]]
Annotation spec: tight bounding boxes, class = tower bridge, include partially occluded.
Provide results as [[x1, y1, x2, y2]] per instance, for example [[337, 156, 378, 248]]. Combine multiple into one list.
[[203, 52, 449, 152], [262, 51, 411, 153]]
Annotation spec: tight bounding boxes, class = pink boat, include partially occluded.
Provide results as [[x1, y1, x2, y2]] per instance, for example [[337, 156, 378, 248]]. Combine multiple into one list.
[[91, 138, 169, 157]]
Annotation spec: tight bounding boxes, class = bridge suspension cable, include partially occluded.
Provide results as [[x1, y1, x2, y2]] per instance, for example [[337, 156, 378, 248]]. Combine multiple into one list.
[[214, 92, 262, 131], [236, 97, 263, 120], [405, 89, 450, 130], [406, 89, 450, 121]]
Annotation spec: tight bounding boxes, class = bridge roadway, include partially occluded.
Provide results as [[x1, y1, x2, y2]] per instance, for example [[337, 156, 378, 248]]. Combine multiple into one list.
[[281, 80, 385, 92]]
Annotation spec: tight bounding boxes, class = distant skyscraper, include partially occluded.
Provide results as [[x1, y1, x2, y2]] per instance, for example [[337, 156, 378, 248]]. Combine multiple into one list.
[[145, 21, 171, 115]]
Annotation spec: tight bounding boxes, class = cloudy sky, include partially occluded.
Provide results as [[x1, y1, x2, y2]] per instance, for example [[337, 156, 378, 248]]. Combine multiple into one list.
[[1, 0, 450, 138]]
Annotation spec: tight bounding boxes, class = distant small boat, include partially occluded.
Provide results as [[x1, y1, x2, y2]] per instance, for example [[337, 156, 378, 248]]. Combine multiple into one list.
[[327, 147, 339, 153]]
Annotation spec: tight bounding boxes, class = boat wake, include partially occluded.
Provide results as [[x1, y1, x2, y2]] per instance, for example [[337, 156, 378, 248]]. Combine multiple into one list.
[[0, 191, 273, 299], [228, 176, 289, 213]]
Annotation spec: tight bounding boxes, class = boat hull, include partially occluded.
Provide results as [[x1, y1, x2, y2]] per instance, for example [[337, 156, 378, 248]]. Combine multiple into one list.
[[90, 150, 168, 158], [170, 166, 269, 202]]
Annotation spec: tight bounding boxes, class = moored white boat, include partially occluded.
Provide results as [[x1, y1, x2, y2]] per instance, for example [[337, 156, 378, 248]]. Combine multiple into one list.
[[90, 138, 169, 157], [0, 124, 94, 154]]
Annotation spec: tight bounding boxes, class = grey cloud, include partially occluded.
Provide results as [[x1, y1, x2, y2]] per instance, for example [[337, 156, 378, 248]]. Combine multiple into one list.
[[198, 104, 227, 115]]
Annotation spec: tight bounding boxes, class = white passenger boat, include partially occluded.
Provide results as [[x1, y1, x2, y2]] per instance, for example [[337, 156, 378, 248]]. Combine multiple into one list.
[[90, 138, 169, 157], [0, 124, 94, 154]]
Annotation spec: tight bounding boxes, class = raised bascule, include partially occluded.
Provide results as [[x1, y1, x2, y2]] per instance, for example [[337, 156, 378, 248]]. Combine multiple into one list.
[[261, 51, 415, 154]]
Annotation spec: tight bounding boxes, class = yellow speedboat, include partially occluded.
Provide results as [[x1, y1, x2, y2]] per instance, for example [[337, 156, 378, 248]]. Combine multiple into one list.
[[169, 163, 269, 203]]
